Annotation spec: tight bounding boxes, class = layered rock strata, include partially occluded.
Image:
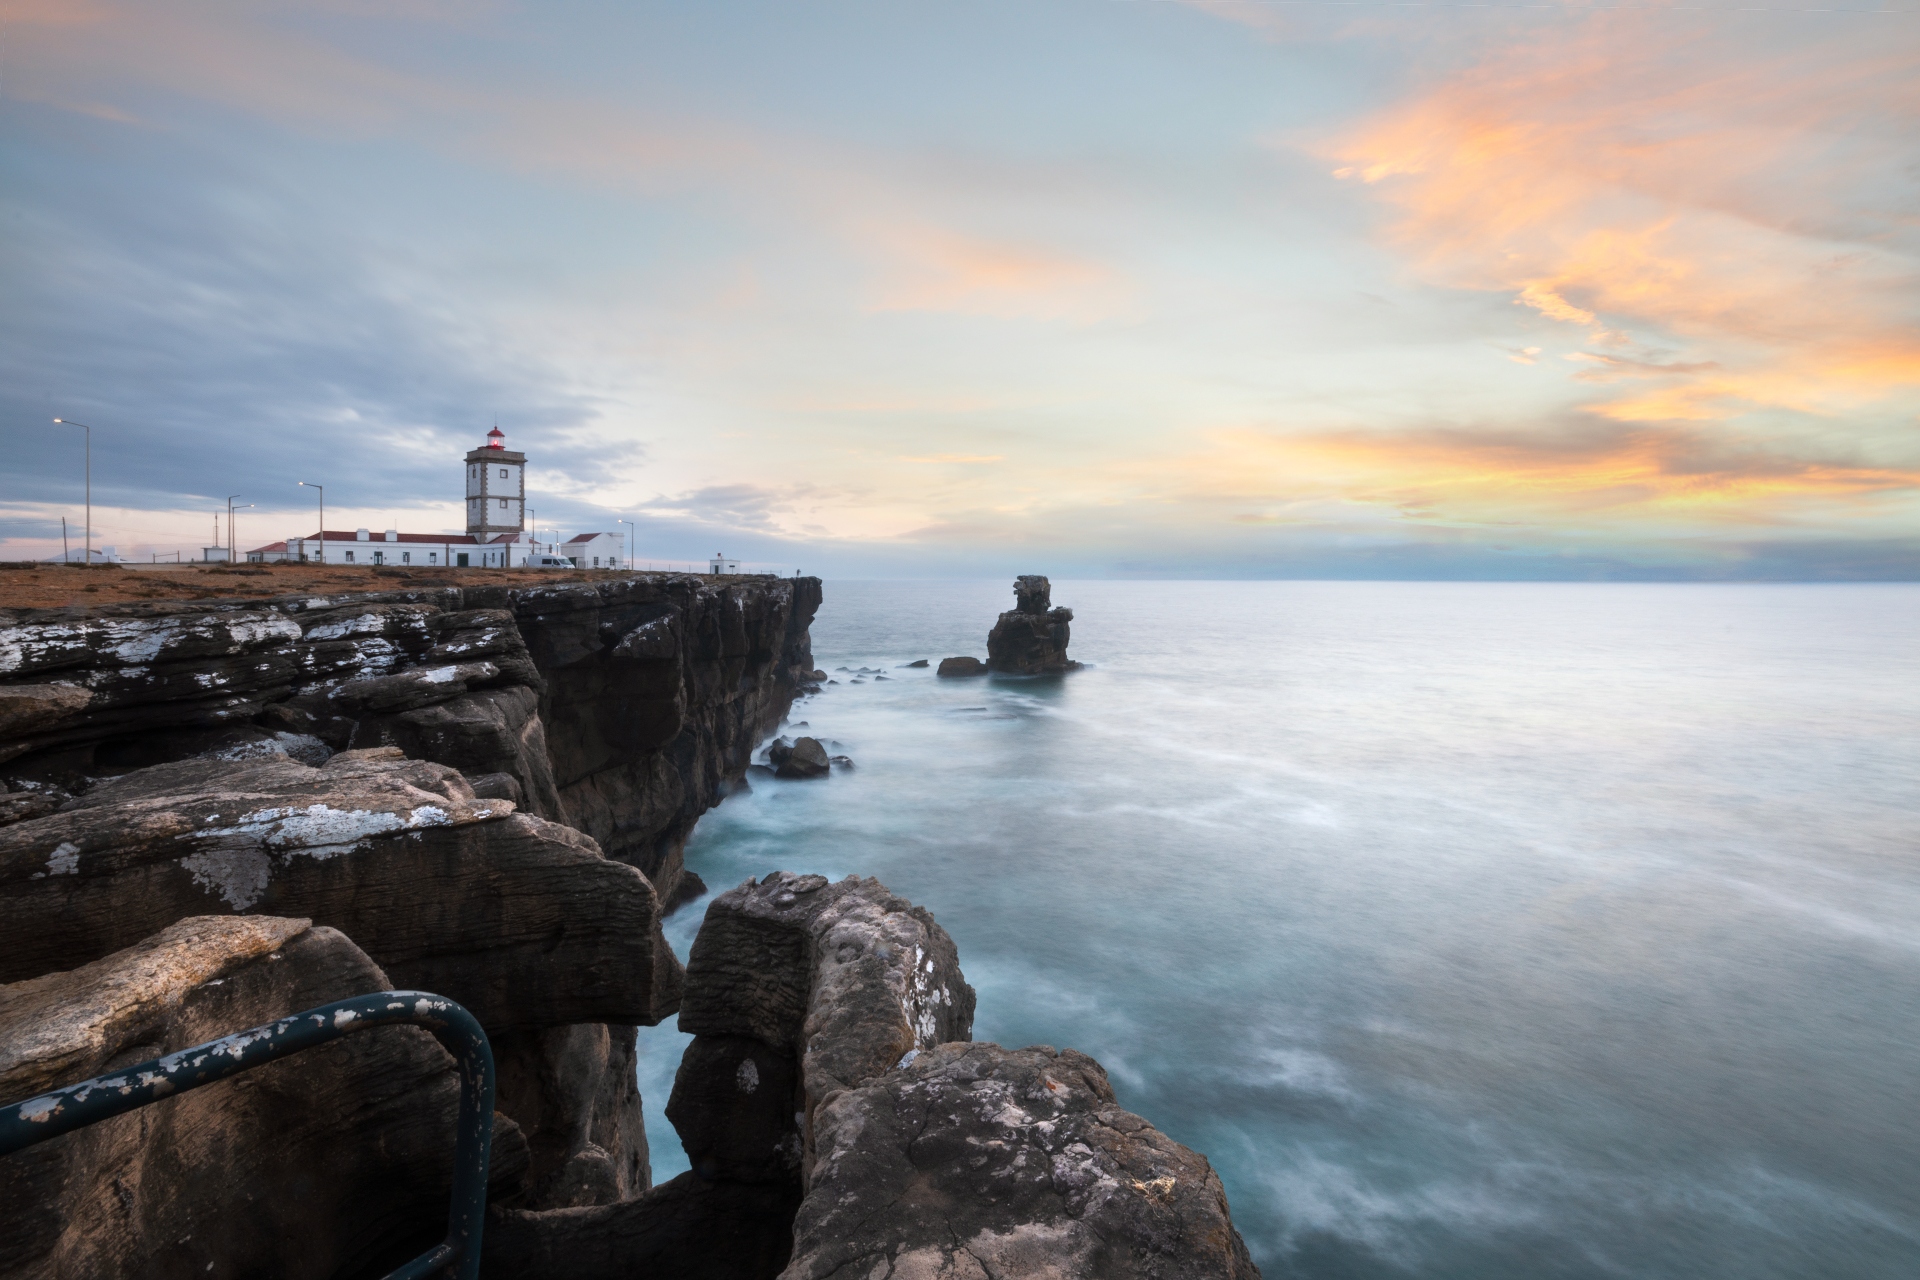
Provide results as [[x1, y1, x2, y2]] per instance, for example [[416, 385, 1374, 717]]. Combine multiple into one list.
[[0, 914, 531, 1279], [0, 573, 823, 909], [986, 574, 1079, 675], [0, 749, 682, 1030]]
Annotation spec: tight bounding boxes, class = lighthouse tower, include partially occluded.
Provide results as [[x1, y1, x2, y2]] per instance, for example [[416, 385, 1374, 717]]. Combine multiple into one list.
[[465, 426, 526, 537]]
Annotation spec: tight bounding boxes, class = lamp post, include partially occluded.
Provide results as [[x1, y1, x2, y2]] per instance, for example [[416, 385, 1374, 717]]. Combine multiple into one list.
[[226, 496, 249, 565], [617, 519, 633, 572], [298, 482, 323, 564], [51, 419, 90, 566]]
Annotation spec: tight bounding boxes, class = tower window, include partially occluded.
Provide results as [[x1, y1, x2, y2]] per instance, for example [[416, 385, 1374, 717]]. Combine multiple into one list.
[[499, 468, 508, 479], [499, 498, 508, 508]]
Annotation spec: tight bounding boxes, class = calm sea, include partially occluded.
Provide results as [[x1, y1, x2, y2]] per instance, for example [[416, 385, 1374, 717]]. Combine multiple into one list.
[[636, 580, 1920, 1278]]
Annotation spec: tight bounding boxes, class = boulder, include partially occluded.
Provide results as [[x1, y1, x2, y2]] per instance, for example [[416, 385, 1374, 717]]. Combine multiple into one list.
[[672, 872, 975, 1185], [902, 660, 928, 668], [936, 656, 988, 678], [986, 574, 1079, 675], [774, 737, 830, 780], [0, 749, 683, 1031], [0, 914, 531, 1279], [786, 1042, 1261, 1280]]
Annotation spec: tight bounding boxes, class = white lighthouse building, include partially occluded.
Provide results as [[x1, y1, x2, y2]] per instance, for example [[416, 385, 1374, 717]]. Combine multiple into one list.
[[467, 426, 525, 537], [274, 427, 624, 569]]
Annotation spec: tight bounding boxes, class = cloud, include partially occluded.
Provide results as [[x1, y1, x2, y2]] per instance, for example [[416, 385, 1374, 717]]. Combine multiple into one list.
[[1318, 13, 1920, 429]]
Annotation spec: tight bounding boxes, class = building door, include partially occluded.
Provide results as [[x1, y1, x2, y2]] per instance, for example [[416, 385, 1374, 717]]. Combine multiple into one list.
[[457, 553, 469, 567], [372, 551, 384, 565]]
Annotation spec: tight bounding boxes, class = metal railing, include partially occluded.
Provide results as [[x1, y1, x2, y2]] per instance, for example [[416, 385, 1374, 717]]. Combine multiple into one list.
[[0, 990, 495, 1280]]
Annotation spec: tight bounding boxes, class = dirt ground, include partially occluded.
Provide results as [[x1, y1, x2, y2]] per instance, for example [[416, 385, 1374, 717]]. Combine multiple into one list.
[[0, 562, 708, 611]]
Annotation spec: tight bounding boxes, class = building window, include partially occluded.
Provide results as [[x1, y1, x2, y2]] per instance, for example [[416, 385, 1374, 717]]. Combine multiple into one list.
[[429, 553, 437, 563], [345, 551, 355, 563], [499, 468, 508, 479], [401, 552, 411, 564], [500, 498, 508, 508]]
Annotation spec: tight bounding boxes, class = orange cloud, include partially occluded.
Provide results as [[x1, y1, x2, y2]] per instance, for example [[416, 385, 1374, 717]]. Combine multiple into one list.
[[1321, 15, 1920, 427], [1136, 424, 1920, 540]]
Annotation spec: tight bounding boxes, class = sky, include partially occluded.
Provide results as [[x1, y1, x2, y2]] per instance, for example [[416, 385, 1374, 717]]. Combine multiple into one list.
[[2, 0, 1917, 578]]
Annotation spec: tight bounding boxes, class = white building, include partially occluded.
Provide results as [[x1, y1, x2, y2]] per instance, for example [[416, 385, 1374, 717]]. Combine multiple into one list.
[[262, 428, 599, 568], [708, 552, 739, 575], [565, 532, 625, 569]]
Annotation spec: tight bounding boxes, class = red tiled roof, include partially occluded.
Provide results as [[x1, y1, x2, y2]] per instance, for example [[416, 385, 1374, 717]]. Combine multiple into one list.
[[565, 533, 618, 543], [301, 530, 483, 545], [248, 541, 288, 554]]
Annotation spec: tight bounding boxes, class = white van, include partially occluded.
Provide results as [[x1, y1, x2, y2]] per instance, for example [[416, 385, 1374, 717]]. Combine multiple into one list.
[[526, 554, 575, 570]]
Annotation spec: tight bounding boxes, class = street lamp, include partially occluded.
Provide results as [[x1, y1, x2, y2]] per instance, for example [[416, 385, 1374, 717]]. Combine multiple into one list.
[[226, 496, 250, 565], [617, 518, 633, 572], [51, 419, 90, 566], [298, 482, 324, 564]]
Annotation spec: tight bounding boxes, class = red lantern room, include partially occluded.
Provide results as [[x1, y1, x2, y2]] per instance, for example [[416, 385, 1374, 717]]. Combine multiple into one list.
[[486, 426, 506, 450]]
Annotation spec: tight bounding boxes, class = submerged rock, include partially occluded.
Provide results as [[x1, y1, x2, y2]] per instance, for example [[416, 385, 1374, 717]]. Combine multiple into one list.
[[902, 659, 929, 668], [774, 736, 831, 779], [987, 574, 1079, 675], [788, 1041, 1260, 1279], [936, 656, 988, 678]]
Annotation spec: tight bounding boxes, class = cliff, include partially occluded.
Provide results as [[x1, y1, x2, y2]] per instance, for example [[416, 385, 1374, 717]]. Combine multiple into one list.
[[1, 571, 1258, 1278], [0, 572, 822, 909], [0, 571, 820, 1254]]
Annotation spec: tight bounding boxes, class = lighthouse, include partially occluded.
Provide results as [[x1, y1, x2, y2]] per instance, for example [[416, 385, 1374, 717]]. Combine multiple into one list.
[[465, 426, 525, 537]]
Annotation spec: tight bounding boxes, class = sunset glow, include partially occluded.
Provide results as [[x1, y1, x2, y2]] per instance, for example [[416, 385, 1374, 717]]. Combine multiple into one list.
[[3, 0, 1915, 576]]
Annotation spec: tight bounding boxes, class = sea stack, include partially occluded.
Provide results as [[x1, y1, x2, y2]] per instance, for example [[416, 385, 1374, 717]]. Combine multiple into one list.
[[986, 574, 1080, 674]]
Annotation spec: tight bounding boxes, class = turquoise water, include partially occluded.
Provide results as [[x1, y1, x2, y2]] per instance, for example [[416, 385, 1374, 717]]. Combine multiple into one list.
[[637, 581, 1920, 1277]]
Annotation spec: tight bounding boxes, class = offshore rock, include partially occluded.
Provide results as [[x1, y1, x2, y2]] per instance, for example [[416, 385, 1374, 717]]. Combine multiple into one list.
[[773, 736, 830, 780], [0, 749, 683, 1031], [986, 574, 1079, 675], [936, 656, 988, 677], [785, 1042, 1260, 1280], [0, 914, 531, 1279], [672, 872, 976, 1186]]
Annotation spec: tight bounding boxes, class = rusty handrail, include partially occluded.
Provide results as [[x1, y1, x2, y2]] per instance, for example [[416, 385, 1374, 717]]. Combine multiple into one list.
[[0, 990, 494, 1280]]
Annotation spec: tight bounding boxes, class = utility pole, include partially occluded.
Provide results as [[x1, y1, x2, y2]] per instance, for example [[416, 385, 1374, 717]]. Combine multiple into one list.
[[299, 482, 324, 564], [226, 495, 247, 565], [52, 420, 91, 566]]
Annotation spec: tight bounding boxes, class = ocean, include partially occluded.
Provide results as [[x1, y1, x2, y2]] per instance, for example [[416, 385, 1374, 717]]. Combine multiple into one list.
[[636, 580, 1920, 1278]]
